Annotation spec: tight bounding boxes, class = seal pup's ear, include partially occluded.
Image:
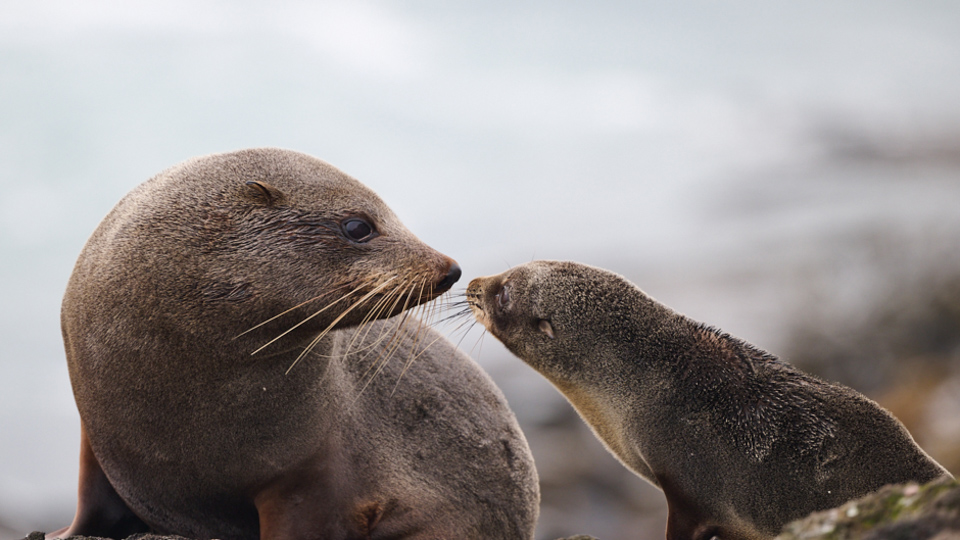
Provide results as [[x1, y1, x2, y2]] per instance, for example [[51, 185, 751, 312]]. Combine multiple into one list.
[[244, 181, 284, 207]]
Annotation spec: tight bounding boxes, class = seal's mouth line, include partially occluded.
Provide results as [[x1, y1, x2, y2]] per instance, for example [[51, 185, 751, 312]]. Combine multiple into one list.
[[464, 281, 493, 333], [470, 302, 487, 326]]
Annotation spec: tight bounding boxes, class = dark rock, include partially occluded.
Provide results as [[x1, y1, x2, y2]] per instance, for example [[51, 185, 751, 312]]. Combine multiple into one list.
[[777, 478, 960, 540], [24, 534, 195, 540], [28, 532, 599, 540]]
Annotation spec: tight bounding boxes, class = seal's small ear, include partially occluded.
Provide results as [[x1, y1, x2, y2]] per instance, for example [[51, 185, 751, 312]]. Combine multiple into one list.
[[244, 181, 283, 207], [538, 319, 555, 339]]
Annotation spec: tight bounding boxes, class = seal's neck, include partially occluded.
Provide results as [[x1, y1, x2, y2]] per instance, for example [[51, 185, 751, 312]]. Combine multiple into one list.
[[590, 301, 778, 416]]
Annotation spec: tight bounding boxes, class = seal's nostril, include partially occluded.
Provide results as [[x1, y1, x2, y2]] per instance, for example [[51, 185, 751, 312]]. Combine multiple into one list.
[[435, 262, 462, 291]]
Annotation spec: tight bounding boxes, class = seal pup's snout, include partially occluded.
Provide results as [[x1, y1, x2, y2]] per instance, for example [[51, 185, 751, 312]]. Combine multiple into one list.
[[466, 274, 515, 336], [465, 276, 490, 326]]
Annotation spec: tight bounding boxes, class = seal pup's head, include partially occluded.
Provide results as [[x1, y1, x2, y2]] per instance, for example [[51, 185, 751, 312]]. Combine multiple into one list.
[[467, 260, 677, 388]]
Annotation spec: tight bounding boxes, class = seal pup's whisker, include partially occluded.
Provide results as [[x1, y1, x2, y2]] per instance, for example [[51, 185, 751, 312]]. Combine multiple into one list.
[[464, 293, 489, 359], [452, 320, 481, 352], [439, 299, 471, 312], [437, 306, 474, 325], [433, 292, 481, 347], [464, 315, 489, 359], [444, 312, 480, 349], [471, 328, 487, 359], [431, 291, 475, 326], [434, 300, 469, 323]]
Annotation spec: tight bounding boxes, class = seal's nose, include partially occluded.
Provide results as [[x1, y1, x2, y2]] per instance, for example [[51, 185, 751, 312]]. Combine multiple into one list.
[[435, 261, 462, 292]]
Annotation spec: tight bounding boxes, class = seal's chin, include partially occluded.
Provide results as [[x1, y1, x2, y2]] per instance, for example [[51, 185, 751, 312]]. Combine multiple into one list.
[[470, 303, 490, 329]]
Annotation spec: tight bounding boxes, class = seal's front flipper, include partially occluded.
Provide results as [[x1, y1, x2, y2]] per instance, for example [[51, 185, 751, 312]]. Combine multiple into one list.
[[666, 507, 719, 540], [661, 477, 722, 540], [49, 426, 148, 539], [665, 500, 755, 540]]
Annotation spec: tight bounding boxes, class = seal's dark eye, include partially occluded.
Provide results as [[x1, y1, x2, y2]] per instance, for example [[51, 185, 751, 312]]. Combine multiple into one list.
[[496, 283, 511, 309], [341, 218, 376, 242]]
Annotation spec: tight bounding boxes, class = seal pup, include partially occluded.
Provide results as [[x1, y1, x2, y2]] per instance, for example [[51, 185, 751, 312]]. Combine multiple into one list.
[[55, 148, 539, 540], [467, 260, 951, 540]]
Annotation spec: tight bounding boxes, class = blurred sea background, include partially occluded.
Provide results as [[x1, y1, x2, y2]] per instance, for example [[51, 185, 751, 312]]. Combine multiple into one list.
[[2, 2, 960, 539]]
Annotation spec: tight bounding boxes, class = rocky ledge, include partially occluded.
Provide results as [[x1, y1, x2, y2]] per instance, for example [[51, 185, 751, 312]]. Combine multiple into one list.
[[23, 531, 599, 540], [777, 478, 960, 540], [22, 479, 960, 540]]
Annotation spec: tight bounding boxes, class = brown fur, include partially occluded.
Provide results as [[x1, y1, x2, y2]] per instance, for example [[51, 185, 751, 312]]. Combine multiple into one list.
[[468, 260, 951, 540], [55, 149, 539, 540]]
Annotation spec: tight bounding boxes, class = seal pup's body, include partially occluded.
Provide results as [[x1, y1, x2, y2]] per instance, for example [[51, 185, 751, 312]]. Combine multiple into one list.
[[467, 260, 951, 540], [56, 149, 538, 540]]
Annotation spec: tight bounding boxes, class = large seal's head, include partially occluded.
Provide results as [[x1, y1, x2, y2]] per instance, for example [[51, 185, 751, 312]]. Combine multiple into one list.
[[64, 148, 460, 362]]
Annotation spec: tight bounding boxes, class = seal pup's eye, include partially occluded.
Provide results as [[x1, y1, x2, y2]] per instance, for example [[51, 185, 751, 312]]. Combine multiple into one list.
[[341, 218, 377, 242], [538, 320, 555, 339], [496, 284, 511, 309]]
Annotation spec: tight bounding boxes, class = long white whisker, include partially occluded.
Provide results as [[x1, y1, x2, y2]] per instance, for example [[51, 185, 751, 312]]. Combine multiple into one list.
[[250, 279, 378, 356], [354, 278, 424, 398], [285, 276, 399, 374], [391, 278, 435, 395], [342, 276, 405, 357], [235, 281, 356, 339]]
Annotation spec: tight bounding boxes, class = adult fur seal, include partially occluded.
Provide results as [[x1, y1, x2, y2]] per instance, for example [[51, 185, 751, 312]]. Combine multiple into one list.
[[467, 260, 952, 540], [54, 148, 539, 540]]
